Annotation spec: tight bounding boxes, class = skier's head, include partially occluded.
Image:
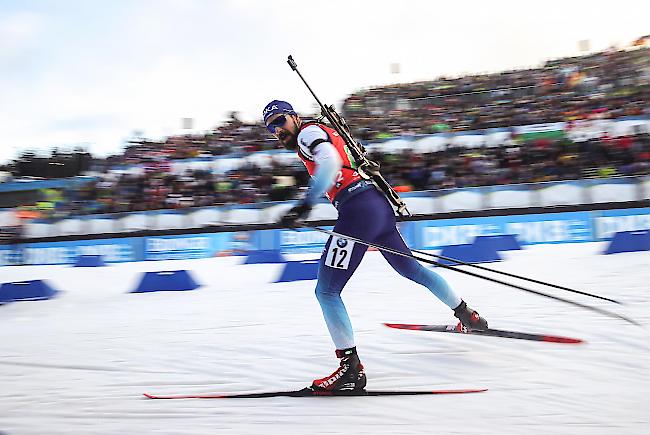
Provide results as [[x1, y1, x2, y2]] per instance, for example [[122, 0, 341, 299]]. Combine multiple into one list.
[[262, 100, 300, 150]]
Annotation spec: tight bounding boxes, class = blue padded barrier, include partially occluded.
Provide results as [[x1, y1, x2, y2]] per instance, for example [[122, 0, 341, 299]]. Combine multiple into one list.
[[74, 255, 106, 267], [132, 270, 200, 293], [244, 249, 286, 264], [275, 260, 320, 283], [0, 280, 58, 303], [473, 234, 521, 251], [604, 230, 650, 254], [436, 244, 502, 266]]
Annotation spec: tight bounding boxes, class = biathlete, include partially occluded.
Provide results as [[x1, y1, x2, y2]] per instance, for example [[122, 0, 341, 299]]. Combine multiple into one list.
[[263, 100, 488, 392]]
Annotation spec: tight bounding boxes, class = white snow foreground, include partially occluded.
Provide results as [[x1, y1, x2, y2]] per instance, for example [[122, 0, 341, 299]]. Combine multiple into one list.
[[0, 242, 649, 434]]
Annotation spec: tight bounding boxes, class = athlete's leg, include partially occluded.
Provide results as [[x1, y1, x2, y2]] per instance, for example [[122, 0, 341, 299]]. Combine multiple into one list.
[[374, 227, 462, 309], [314, 192, 384, 350], [315, 235, 368, 350]]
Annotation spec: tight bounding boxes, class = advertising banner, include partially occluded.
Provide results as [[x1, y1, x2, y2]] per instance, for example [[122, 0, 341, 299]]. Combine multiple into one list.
[[276, 222, 413, 255], [592, 207, 650, 240], [278, 227, 332, 254], [513, 122, 565, 140], [413, 211, 594, 249], [144, 232, 241, 260], [19, 238, 143, 265], [0, 245, 20, 266], [2, 207, 648, 266]]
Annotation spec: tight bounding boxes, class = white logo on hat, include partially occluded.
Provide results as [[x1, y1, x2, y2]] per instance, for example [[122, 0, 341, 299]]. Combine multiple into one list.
[[263, 105, 279, 115]]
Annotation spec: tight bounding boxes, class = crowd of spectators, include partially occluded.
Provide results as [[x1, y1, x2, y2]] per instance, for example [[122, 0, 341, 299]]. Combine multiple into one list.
[[59, 46, 650, 170], [92, 112, 279, 172], [3, 45, 649, 220], [13, 130, 649, 220], [343, 46, 650, 140], [374, 132, 650, 192], [53, 160, 310, 216]]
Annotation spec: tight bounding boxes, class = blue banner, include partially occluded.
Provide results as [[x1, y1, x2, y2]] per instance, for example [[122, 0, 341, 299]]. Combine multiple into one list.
[[413, 211, 594, 249], [144, 233, 241, 260], [591, 207, 650, 240], [0, 245, 21, 266], [278, 227, 332, 254], [277, 223, 413, 254], [2, 207, 648, 266], [19, 238, 143, 265]]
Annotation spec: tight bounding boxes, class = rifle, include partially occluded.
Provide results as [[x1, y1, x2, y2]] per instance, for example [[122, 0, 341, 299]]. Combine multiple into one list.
[[287, 55, 410, 218]]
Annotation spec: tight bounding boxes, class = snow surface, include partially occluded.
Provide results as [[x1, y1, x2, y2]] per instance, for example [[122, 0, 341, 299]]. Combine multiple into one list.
[[0, 242, 649, 435]]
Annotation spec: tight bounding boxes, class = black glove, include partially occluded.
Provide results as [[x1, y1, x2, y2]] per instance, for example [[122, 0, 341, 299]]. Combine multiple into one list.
[[280, 201, 313, 228]]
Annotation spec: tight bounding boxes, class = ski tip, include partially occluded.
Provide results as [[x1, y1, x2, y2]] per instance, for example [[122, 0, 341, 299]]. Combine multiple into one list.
[[384, 323, 422, 330], [143, 393, 229, 399], [439, 388, 488, 394], [541, 335, 584, 344]]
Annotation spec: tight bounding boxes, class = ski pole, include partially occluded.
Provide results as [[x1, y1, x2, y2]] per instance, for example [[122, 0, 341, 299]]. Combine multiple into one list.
[[300, 224, 639, 326], [211, 217, 619, 304], [409, 248, 621, 304]]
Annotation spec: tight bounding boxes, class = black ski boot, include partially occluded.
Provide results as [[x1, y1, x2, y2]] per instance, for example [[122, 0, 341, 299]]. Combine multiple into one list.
[[311, 347, 367, 392], [453, 300, 489, 331]]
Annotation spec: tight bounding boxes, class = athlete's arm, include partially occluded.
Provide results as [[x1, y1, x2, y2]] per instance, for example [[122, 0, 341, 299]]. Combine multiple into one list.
[[296, 125, 343, 205], [304, 141, 343, 205]]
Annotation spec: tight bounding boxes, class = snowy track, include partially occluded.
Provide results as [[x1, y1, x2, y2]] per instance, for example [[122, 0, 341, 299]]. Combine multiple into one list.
[[1, 243, 649, 434]]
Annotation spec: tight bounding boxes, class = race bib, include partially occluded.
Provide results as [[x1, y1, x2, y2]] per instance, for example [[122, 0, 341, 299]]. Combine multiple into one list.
[[324, 236, 354, 269]]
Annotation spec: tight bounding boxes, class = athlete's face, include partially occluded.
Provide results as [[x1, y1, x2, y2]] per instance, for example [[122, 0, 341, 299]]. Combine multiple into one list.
[[265, 113, 300, 150]]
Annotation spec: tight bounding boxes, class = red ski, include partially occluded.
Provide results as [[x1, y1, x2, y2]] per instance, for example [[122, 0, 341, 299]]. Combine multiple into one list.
[[384, 323, 583, 344], [143, 387, 487, 399]]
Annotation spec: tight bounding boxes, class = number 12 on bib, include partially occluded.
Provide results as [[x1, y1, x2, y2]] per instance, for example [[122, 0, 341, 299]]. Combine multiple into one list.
[[325, 237, 354, 270]]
